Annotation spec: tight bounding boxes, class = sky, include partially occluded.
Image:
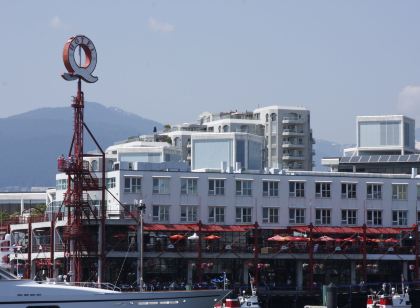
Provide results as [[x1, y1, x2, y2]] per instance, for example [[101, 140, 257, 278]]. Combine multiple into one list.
[[1, 1, 420, 144]]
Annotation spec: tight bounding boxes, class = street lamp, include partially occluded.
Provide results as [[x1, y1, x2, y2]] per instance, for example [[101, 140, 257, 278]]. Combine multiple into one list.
[[134, 199, 146, 291]]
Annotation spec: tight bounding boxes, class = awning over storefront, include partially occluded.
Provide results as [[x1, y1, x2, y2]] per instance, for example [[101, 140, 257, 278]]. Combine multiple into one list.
[[290, 226, 412, 235]]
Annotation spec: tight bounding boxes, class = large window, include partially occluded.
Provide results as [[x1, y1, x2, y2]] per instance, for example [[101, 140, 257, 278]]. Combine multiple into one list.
[[359, 121, 400, 147], [181, 178, 198, 195], [392, 184, 408, 200], [263, 181, 279, 197], [392, 210, 407, 226], [208, 179, 225, 195], [289, 208, 305, 224], [152, 177, 170, 194], [315, 209, 331, 225], [367, 183, 382, 200], [315, 182, 331, 198], [289, 181, 305, 198], [341, 209, 357, 225], [180, 205, 197, 222], [236, 180, 252, 196], [208, 207, 225, 223], [262, 208, 279, 224], [152, 205, 169, 222], [236, 207, 252, 223], [417, 185, 420, 200], [106, 177, 116, 189], [367, 210, 382, 226], [341, 183, 357, 199], [56, 179, 67, 190], [124, 177, 142, 193]]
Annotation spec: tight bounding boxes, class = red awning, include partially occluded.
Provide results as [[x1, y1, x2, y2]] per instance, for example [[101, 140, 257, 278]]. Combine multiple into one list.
[[291, 226, 412, 235]]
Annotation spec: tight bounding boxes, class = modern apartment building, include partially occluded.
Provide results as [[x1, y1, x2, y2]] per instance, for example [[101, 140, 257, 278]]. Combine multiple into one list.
[[323, 115, 419, 174], [164, 105, 314, 171]]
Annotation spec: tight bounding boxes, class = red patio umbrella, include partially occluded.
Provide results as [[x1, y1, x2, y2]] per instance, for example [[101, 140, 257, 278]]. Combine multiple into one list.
[[368, 238, 383, 243], [267, 235, 293, 242], [343, 237, 357, 243], [384, 238, 399, 243], [169, 234, 186, 241], [316, 236, 335, 242], [290, 236, 309, 242], [204, 234, 221, 240]]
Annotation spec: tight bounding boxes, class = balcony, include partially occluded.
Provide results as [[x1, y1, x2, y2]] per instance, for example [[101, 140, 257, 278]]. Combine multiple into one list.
[[282, 117, 305, 124], [282, 154, 305, 161], [282, 142, 304, 149], [282, 129, 305, 136]]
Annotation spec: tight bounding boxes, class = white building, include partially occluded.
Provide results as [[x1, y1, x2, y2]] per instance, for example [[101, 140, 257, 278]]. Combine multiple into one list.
[[323, 115, 419, 174], [164, 105, 314, 171], [356, 115, 416, 156]]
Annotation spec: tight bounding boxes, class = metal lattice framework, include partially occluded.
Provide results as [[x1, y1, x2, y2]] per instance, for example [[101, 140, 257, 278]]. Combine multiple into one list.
[[57, 35, 106, 283]]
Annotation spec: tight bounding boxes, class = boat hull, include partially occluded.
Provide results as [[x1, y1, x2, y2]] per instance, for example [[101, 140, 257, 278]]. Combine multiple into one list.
[[0, 280, 229, 308]]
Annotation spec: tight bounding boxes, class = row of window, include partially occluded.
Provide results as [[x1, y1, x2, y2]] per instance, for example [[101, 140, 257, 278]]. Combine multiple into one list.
[[100, 176, 415, 201], [151, 205, 410, 226]]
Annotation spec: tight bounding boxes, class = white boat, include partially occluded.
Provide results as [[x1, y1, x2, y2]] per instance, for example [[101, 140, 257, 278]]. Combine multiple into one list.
[[0, 267, 229, 308], [214, 277, 261, 308], [367, 282, 411, 308], [237, 287, 261, 308], [0, 237, 228, 308]]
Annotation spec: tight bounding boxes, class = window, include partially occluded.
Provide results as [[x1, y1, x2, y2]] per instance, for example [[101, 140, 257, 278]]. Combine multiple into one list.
[[315, 182, 331, 198], [289, 181, 305, 198], [417, 211, 420, 224], [106, 177, 116, 189], [341, 183, 356, 199], [180, 205, 197, 222], [181, 178, 198, 195], [367, 210, 382, 226], [208, 207, 225, 223], [208, 179, 225, 195], [289, 208, 305, 224], [91, 160, 98, 171], [392, 184, 408, 200], [236, 180, 252, 196], [124, 177, 141, 193], [271, 113, 277, 122], [56, 179, 67, 190], [367, 183, 382, 200], [263, 181, 279, 197], [236, 207, 252, 223], [262, 208, 279, 224], [152, 205, 169, 222], [341, 209, 357, 225], [417, 185, 420, 200], [152, 177, 170, 194], [315, 209, 331, 225], [392, 210, 407, 226]]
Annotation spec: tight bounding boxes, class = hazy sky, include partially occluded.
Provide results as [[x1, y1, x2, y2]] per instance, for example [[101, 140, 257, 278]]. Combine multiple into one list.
[[1, 1, 420, 144]]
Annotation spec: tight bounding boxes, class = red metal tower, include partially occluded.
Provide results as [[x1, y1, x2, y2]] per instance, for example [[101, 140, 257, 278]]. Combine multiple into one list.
[[58, 35, 106, 283]]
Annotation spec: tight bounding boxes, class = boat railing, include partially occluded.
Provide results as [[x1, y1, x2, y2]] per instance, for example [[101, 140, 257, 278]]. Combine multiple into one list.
[[37, 279, 121, 291]]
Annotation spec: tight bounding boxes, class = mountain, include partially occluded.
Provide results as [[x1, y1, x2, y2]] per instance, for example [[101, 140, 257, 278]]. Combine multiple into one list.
[[313, 139, 353, 171], [0, 102, 162, 189]]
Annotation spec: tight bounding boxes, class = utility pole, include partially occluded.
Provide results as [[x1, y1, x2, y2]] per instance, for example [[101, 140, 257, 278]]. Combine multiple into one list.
[[135, 199, 146, 291]]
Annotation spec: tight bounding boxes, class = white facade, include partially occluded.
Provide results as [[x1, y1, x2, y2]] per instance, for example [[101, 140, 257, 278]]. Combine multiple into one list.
[[163, 105, 314, 171], [253, 106, 314, 170], [55, 168, 420, 228], [190, 132, 264, 172], [104, 140, 183, 171], [356, 115, 416, 155]]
